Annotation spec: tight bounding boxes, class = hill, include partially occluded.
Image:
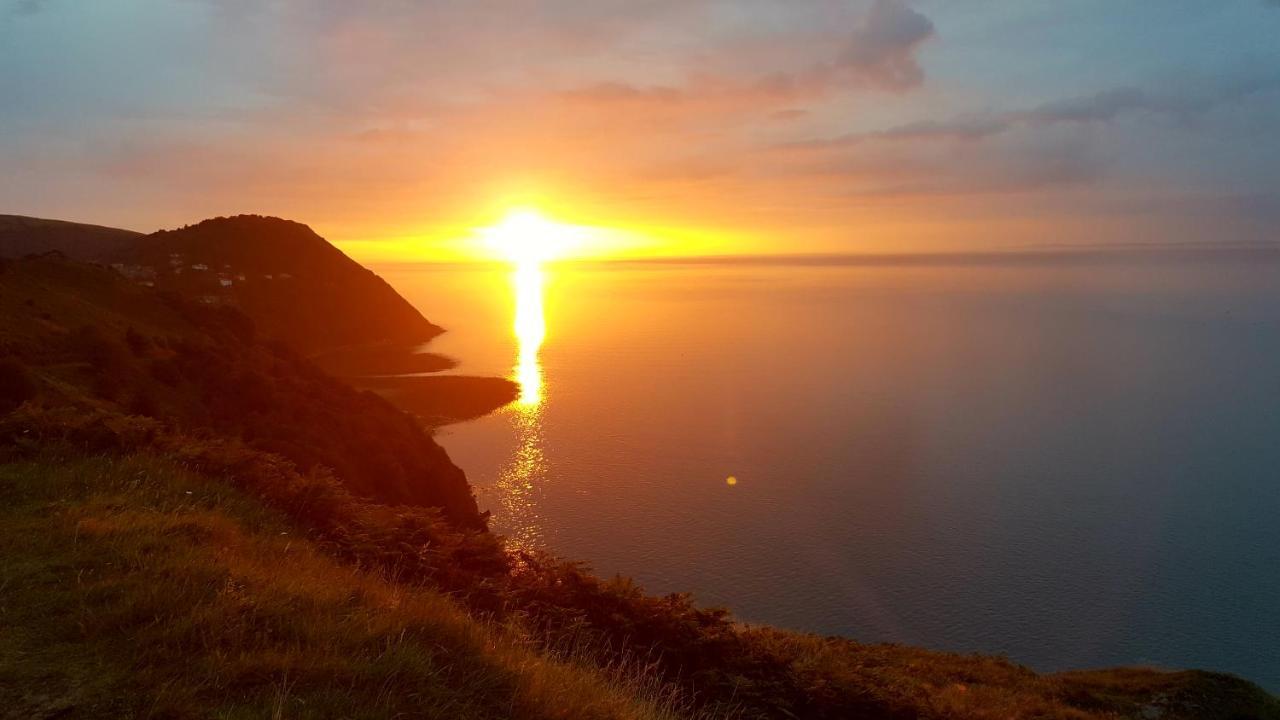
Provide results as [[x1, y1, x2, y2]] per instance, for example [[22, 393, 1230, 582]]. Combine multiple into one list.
[[114, 215, 444, 354], [0, 253, 486, 526], [0, 214, 443, 355], [0, 214, 142, 260], [0, 451, 692, 720]]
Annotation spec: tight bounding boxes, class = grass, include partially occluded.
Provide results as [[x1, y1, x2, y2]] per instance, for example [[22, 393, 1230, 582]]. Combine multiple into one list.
[[4, 450, 1276, 720], [0, 453, 710, 720]]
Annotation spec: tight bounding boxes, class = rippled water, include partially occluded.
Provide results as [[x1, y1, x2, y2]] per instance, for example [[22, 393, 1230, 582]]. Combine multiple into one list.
[[375, 250, 1280, 690]]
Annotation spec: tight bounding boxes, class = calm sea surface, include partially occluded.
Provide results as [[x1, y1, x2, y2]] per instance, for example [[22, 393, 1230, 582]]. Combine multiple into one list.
[[374, 250, 1280, 690]]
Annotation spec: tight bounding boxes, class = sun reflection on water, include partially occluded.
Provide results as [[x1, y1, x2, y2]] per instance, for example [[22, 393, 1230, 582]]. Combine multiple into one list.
[[495, 258, 549, 552], [512, 261, 545, 408]]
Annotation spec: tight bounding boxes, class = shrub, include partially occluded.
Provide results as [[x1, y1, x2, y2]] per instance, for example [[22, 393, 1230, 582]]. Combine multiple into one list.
[[149, 357, 182, 387], [124, 326, 152, 356], [68, 324, 130, 376], [0, 357, 38, 412]]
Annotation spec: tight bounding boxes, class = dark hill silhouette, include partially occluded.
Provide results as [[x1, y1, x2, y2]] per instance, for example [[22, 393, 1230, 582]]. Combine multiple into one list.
[[116, 215, 443, 354], [0, 253, 483, 527], [0, 214, 141, 260], [1, 214, 442, 355]]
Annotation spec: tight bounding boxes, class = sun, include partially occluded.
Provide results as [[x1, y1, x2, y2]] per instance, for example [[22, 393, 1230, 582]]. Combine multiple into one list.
[[480, 208, 581, 264]]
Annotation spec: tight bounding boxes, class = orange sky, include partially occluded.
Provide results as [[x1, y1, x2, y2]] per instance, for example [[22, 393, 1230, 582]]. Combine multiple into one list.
[[3, 2, 1279, 261]]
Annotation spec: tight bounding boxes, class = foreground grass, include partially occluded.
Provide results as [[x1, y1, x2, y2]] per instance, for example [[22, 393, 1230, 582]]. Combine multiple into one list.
[[5, 452, 1276, 720], [0, 454, 704, 720]]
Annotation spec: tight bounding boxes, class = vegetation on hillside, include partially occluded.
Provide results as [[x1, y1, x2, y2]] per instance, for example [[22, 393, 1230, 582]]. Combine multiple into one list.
[[119, 215, 444, 353], [0, 214, 142, 261], [1, 214, 446, 355], [0, 254, 487, 526], [0, 452, 701, 720]]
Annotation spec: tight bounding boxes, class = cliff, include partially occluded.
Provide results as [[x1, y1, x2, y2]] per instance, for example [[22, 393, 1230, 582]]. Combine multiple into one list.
[[1, 214, 443, 355], [0, 254, 482, 526]]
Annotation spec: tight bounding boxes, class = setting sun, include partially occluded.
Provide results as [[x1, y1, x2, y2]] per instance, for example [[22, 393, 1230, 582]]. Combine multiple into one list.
[[481, 209, 585, 264]]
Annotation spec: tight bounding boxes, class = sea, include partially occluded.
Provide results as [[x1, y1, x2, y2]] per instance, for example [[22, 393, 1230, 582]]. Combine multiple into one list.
[[373, 247, 1280, 690]]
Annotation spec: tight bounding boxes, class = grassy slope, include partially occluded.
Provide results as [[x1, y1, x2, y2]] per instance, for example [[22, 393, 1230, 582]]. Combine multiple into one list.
[[0, 214, 142, 261], [0, 255, 486, 525], [0, 453, 695, 720], [1, 213, 445, 356], [122, 215, 444, 354]]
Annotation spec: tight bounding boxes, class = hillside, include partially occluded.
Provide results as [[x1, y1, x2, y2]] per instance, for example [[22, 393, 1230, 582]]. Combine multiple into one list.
[[0, 253, 486, 526], [2, 258, 1276, 719], [0, 214, 142, 260], [0, 214, 443, 355], [0, 452, 693, 720], [115, 215, 444, 354]]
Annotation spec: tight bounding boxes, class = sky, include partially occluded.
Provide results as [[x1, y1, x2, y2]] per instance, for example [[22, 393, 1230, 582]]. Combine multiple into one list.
[[2, 0, 1279, 259]]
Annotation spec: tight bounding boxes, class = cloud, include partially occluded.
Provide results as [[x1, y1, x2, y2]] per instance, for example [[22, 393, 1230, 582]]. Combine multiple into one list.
[[837, 0, 935, 91], [7, 0, 46, 17], [785, 69, 1280, 151], [872, 117, 1008, 142], [554, 0, 937, 127], [1021, 88, 1152, 125], [557, 71, 819, 122], [1016, 76, 1279, 126], [780, 125, 1108, 200], [771, 108, 809, 122]]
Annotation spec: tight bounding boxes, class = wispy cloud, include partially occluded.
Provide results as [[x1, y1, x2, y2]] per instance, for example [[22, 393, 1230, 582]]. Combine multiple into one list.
[[6, 0, 46, 17], [784, 69, 1280, 151], [837, 0, 935, 91]]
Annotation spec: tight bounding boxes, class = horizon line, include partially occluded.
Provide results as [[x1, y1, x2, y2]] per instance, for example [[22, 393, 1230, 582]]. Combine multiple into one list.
[[364, 241, 1280, 269]]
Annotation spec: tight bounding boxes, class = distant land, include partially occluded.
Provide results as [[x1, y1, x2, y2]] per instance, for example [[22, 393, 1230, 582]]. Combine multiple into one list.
[[0, 253, 485, 522], [0, 213, 516, 425], [0, 214, 443, 354], [0, 214, 1275, 719], [0, 214, 143, 260]]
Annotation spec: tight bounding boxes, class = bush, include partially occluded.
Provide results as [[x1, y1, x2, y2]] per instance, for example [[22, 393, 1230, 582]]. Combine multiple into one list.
[[124, 326, 152, 356], [149, 357, 182, 387], [0, 357, 38, 412], [67, 325, 130, 376]]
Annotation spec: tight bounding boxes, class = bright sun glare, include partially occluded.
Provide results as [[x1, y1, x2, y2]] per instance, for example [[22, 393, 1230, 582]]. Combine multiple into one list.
[[478, 208, 566, 408], [481, 208, 580, 265]]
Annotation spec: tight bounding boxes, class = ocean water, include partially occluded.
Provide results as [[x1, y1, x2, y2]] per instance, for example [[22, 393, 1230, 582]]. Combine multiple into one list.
[[374, 249, 1280, 690]]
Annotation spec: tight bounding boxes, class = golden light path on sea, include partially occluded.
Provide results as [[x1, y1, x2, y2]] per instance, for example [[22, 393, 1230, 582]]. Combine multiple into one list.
[[494, 258, 549, 552], [482, 209, 563, 552], [512, 260, 545, 408]]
